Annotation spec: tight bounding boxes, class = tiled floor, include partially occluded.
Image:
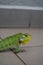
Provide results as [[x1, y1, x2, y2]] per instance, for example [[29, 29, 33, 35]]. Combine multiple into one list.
[[0, 51, 24, 65], [18, 47, 43, 65], [0, 28, 43, 65]]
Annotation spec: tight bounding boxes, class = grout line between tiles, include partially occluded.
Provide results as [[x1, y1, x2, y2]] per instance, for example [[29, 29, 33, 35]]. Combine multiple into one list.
[[10, 49, 27, 65], [0, 37, 27, 65], [0, 37, 43, 65], [21, 45, 43, 48], [15, 53, 27, 65]]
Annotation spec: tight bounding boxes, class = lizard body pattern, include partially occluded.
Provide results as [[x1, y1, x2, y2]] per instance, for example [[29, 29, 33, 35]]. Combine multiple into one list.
[[0, 33, 32, 53]]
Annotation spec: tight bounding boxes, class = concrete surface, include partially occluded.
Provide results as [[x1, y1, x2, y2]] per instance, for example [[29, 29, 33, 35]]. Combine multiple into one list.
[[0, 51, 24, 65], [0, 9, 31, 28], [31, 10, 43, 28], [0, 28, 43, 65], [18, 47, 43, 65]]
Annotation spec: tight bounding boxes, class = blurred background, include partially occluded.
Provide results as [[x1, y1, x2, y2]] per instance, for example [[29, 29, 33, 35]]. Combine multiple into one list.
[[0, 0, 43, 28], [0, 0, 43, 65]]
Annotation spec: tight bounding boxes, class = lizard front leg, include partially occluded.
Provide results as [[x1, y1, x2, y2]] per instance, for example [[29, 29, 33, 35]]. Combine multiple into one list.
[[10, 42, 22, 53], [14, 43, 21, 53], [11, 45, 26, 54]]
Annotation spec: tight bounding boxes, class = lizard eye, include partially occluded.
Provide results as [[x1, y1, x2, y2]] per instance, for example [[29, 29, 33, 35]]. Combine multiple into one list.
[[24, 33, 28, 37], [25, 34, 28, 37]]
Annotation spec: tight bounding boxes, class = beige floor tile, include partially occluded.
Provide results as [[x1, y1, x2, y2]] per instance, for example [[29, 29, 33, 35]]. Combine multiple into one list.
[[18, 46, 43, 65], [0, 51, 24, 65], [0, 28, 43, 46], [0, 28, 43, 65]]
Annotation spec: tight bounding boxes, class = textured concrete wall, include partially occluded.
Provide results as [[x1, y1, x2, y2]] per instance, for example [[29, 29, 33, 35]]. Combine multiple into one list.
[[31, 10, 43, 28], [0, 9, 31, 28], [0, 0, 43, 28], [0, 0, 43, 7]]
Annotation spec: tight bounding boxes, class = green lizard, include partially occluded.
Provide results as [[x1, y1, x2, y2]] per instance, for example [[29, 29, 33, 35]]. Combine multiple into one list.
[[0, 33, 32, 53]]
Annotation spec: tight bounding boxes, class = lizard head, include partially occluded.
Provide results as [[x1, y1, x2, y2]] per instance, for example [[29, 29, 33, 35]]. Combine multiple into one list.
[[19, 33, 32, 45]]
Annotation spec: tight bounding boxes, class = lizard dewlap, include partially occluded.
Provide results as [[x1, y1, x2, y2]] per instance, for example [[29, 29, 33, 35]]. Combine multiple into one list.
[[0, 33, 32, 53]]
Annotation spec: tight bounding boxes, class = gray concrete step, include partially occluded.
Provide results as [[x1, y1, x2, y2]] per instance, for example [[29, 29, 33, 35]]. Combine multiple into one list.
[[0, 0, 43, 7]]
